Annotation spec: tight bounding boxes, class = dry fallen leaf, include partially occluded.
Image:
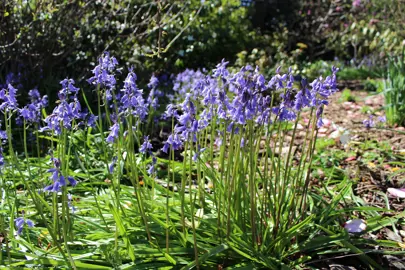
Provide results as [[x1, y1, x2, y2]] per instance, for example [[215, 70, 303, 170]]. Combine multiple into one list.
[[345, 156, 357, 162], [368, 162, 376, 169]]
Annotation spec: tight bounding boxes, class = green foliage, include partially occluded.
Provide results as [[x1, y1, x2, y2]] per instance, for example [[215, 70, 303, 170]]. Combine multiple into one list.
[[383, 53, 405, 126], [361, 105, 373, 114], [315, 138, 336, 152], [300, 60, 334, 80], [0, 0, 260, 96], [338, 66, 384, 81], [299, 60, 383, 81], [364, 79, 379, 92], [340, 88, 357, 103], [319, 0, 405, 62]]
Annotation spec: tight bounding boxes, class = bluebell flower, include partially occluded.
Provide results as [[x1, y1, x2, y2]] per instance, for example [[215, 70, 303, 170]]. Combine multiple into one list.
[[162, 142, 170, 154], [60, 79, 80, 95], [84, 112, 98, 128], [162, 133, 183, 153], [172, 69, 207, 102], [180, 94, 196, 115], [294, 79, 313, 111], [212, 59, 229, 78], [256, 107, 271, 125], [0, 149, 4, 167], [147, 75, 159, 89], [224, 66, 273, 126], [0, 84, 19, 112], [310, 66, 339, 104], [1, 72, 20, 89], [178, 113, 192, 126], [108, 156, 118, 174], [77, 108, 98, 128], [44, 158, 77, 193], [316, 106, 324, 128], [14, 217, 35, 235], [146, 89, 160, 110], [68, 193, 75, 213], [192, 146, 206, 162], [87, 52, 119, 101], [30, 89, 48, 107], [161, 91, 202, 150], [41, 79, 82, 135], [147, 164, 154, 175], [147, 156, 157, 175], [18, 88, 48, 124], [253, 67, 267, 91], [378, 115, 386, 123], [68, 176, 77, 186], [363, 115, 375, 129], [28, 88, 40, 99], [278, 106, 297, 122], [163, 104, 179, 119], [201, 79, 220, 106], [240, 0, 252, 7], [120, 68, 148, 120], [268, 73, 287, 90], [215, 134, 223, 147], [140, 136, 153, 154], [106, 122, 120, 143]]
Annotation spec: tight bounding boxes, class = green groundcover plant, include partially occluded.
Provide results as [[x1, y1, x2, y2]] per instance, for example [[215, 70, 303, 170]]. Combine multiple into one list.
[[0, 53, 403, 269]]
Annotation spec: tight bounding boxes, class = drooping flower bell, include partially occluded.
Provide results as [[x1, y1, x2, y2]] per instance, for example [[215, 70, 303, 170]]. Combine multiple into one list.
[[44, 157, 77, 193], [14, 217, 35, 235]]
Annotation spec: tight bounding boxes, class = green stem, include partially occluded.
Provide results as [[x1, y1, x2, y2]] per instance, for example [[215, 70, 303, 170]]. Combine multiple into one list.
[[188, 141, 199, 269]]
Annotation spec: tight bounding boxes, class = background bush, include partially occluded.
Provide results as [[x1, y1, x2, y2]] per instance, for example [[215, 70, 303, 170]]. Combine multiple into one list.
[[1, 0, 404, 101], [0, 0, 259, 96]]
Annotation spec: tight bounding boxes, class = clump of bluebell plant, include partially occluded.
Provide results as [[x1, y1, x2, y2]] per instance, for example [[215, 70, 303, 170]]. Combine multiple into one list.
[[156, 59, 341, 260], [1, 51, 348, 269]]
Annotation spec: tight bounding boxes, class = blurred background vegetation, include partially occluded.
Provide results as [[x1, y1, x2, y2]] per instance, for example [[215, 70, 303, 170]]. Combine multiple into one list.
[[1, 0, 404, 101]]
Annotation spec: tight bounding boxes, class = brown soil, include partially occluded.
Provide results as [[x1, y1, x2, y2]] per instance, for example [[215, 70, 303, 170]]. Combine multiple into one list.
[[307, 90, 405, 269]]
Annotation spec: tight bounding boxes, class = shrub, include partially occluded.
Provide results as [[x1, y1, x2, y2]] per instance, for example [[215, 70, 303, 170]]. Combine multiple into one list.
[[0, 0, 260, 98]]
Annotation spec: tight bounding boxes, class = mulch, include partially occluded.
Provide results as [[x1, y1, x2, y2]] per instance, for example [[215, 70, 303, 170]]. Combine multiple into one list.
[[304, 89, 405, 269]]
